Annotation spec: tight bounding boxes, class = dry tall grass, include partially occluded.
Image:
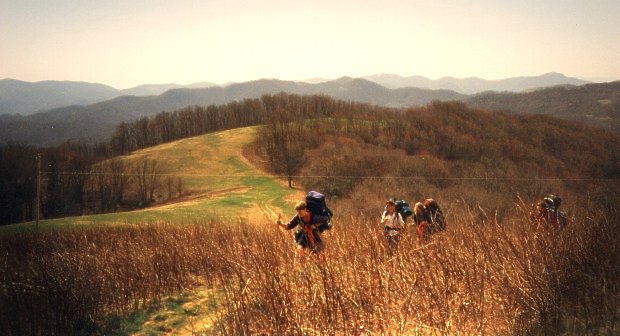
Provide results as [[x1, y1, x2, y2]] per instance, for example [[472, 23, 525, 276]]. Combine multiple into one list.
[[1, 202, 618, 335]]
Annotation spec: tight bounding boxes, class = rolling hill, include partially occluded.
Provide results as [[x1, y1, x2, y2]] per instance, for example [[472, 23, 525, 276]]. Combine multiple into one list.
[[0, 126, 298, 232], [466, 81, 620, 132]]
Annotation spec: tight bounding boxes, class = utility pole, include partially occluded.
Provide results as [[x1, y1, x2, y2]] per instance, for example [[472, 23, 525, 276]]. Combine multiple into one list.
[[36, 154, 41, 233]]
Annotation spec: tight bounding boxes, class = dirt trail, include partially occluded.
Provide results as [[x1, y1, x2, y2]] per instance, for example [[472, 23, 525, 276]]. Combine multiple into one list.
[[176, 290, 223, 336], [143, 187, 252, 211]]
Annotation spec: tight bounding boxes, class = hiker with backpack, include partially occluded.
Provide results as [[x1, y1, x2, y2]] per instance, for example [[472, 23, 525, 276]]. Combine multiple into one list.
[[413, 199, 446, 243], [530, 195, 567, 230], [381, 199, 406, 250], [413, 202, 432, 242], [277, 200, 331, 257]]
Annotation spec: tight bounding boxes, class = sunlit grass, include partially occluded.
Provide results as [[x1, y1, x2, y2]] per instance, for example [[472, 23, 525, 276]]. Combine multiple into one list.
[[3, 207, 615, 335]]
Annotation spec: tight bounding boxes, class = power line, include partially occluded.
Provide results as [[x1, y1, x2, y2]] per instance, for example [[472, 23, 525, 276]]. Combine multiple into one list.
[[39, 171, 619, 182]]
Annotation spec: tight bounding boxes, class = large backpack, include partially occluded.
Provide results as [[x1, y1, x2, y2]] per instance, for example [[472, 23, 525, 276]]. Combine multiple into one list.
[[395, 199, 413, 221], [305, 190, 333, 232], [423, 198, 446, 232]]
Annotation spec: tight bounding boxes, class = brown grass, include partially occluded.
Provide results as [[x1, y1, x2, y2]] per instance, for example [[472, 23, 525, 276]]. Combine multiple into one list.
[[1, 200, 617, 335]]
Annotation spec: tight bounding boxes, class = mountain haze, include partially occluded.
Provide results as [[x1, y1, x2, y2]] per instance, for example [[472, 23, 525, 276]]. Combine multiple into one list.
[[0, 79, 218, 116], [363, 72, 590, 94], [119, 82, 217, 96], [0, 79, 118, 115]]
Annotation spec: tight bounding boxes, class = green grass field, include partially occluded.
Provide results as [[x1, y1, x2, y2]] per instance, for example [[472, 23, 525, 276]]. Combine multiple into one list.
[[0, 126, 299, 234]]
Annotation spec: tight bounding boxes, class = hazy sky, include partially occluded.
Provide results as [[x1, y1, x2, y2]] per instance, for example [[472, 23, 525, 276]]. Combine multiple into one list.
[[2, 0, 619, 89]]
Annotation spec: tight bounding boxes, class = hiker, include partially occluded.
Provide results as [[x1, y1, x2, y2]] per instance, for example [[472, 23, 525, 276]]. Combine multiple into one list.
[[413, 199, 446, 242], [277, 200, 330, 257], [530, 196, 567, 276], [530, 196, 567, 230], [381, 199, 406, 249], [413, 202, 432, 242]]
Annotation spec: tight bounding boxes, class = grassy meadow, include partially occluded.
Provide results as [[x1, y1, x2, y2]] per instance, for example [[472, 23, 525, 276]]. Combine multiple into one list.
[[0, 126, 298, 234]]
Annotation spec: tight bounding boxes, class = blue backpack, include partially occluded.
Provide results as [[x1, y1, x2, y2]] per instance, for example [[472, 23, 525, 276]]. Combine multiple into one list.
[[305, 191, 333, 232]]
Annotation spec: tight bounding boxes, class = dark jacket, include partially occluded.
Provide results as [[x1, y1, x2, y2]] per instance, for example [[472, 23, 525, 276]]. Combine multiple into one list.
[[285, 213, 330, 248], [413, 209, 432, 226]]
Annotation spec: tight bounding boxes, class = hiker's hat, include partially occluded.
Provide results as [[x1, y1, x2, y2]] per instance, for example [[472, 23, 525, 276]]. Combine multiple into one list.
[[386, 198, 395, 206]]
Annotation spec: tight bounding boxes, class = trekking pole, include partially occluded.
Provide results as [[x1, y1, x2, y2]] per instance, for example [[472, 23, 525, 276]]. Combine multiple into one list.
[[276, 213, 283, 230], [276, 213, 290, 236]]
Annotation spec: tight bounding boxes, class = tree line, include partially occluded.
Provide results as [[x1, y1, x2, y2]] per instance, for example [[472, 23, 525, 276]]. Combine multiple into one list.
[[108, 93, 373, 155], [0, 142, 186, 224]]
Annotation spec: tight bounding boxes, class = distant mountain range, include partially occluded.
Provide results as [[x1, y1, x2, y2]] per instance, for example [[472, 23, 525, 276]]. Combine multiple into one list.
[[0, 75, 618, 146], [0, 73, 590, 116], [362, 72, 590, 94], [0, 79, 218, 116]]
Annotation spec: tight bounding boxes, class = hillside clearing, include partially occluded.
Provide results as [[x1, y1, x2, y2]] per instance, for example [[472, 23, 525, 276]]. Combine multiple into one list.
[[0, 126, 298, 233]]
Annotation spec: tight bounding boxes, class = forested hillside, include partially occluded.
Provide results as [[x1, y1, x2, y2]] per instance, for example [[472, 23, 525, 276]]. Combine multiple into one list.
[[467, 81, 620, 132], [246, 95, 618, 221]]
